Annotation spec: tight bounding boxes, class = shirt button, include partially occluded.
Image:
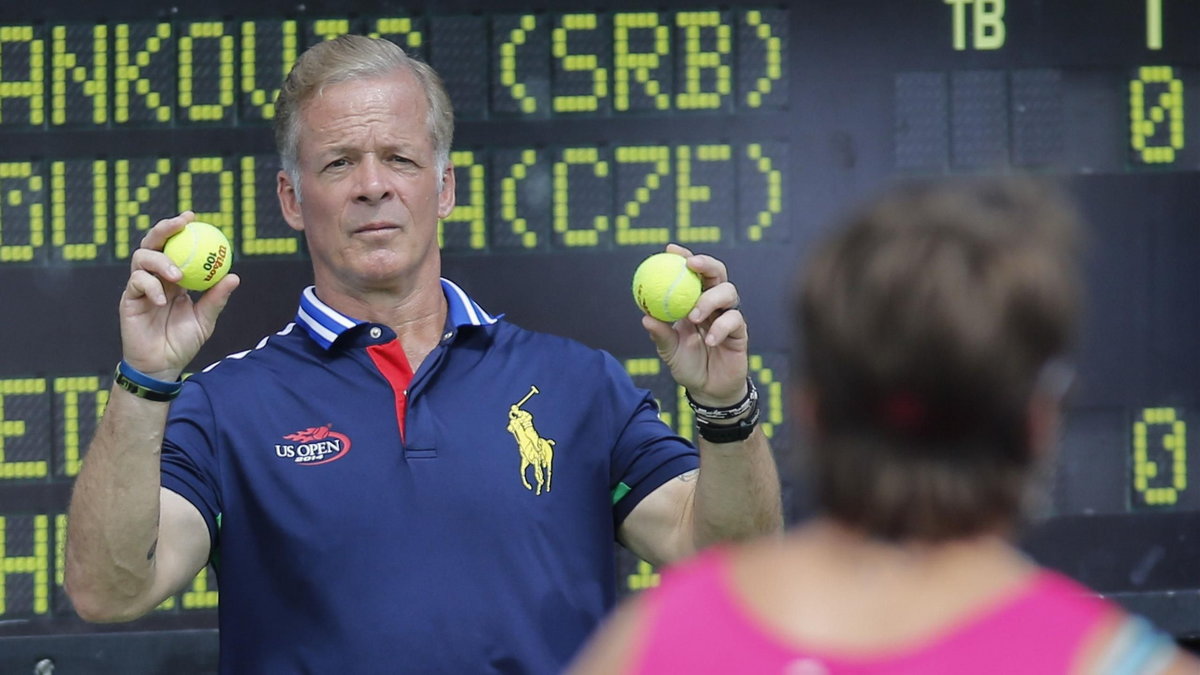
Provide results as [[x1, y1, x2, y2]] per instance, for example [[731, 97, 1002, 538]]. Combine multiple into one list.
[[369, 327, 382, 339], [442, 331, 453, 341]]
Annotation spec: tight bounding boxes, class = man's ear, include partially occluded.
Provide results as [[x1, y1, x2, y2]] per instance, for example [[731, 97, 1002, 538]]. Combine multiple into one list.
[[437, 164, 456, 220], [277, 170, 304, 232]]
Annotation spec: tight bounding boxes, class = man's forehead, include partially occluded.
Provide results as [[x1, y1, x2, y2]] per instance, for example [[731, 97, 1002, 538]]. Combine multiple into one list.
[[306, 72, 424, 116], [298, 80, 430, 145]]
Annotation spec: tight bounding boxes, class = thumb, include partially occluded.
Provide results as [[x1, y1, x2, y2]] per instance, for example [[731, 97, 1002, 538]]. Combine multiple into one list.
[[194, 274, 241, 331], [641, 313, 679, 355]]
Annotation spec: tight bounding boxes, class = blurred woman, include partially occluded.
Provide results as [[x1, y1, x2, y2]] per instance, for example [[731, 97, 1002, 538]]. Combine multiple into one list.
[[569, 178, 1199, 674]]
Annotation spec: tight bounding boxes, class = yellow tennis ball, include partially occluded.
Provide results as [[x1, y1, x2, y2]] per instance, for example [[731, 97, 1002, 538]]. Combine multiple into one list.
[[632, 252, 702, 322], [163, 221, 232, 291]]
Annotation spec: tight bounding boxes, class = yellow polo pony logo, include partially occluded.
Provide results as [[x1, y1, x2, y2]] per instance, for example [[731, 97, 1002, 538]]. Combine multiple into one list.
[[507, 386, 555, 495]]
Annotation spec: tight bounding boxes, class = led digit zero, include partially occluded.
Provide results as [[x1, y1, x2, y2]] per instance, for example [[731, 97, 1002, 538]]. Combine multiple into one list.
[[1130, 66, 1185, 164], [1132, 407, 1188, 507]]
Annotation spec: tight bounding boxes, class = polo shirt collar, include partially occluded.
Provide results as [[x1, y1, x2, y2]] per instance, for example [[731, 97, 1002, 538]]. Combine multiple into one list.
[[295, 278, 498, 351]]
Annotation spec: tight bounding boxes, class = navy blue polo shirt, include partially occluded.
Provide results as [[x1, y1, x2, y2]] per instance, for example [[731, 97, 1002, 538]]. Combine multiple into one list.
[[160, 278, 698, 674]]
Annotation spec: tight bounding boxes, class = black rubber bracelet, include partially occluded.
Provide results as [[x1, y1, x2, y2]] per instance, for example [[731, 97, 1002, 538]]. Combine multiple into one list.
[[695, 405, 760, 443]]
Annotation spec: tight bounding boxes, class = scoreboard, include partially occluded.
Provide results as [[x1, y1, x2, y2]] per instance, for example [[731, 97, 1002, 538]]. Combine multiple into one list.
[[0, 0, 1199, 670]]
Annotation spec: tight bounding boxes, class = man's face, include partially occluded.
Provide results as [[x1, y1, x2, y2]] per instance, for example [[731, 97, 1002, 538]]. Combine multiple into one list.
[[277, 69, 455, 295]]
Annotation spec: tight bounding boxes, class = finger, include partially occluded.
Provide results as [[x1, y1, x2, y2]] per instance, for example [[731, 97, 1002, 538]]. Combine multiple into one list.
[[139, 211, 195, 252], [193, 273, 241, 329], [688, 281, 739, 324], [699, 308, 748, 348], [665, 242, 694, 258], [125, 269, 171, 306], [130, 247, 183, 286], [683, 253, 729, 290]]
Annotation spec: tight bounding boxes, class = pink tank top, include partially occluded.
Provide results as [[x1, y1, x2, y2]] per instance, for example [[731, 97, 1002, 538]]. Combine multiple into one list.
[[629, 548, 1115, 674]]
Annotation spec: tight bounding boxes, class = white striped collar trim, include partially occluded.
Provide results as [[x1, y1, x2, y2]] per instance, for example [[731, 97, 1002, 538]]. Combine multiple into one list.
[[295, 280, 498, 350]]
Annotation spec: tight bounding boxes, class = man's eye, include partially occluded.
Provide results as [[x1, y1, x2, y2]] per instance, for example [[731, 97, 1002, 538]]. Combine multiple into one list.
[[325, 158, 349, 170]]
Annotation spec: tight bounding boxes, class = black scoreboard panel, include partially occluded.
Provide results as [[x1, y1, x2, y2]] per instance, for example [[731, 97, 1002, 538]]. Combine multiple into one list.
[[0, 0, 1198, 668]]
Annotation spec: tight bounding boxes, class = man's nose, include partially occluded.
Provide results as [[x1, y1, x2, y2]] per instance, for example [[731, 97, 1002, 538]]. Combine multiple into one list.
[[354, 156, 392, 203]]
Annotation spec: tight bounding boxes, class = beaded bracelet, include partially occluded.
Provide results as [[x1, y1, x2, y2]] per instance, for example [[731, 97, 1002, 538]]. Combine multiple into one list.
[[686, 377, 758, 421], [113, 360, 183, 402], [688, 377, 761, 443]]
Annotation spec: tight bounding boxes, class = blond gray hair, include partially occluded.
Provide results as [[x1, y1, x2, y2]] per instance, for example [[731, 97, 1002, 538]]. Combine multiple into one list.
[[274, 34, 454, 199]]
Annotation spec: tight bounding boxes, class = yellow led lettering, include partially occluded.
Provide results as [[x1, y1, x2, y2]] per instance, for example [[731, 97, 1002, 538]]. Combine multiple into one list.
[[614, 145, 671, 245], [945, 0, 1005, 50], [240, 20, 298, 120], [613, 12, 670, 112], [53, 376, 106, 478], [552, 14, 607, 113], [1147, 0, 1163, 50], [179, 22, 235, 123], [179, 156, 235, 241], [311, 19, 351, 43], [675, 383, 695, 442], [370, 17, 423, 52], [626, 560, 660, 591], [440, 150, 487, 251], [114, 23, 173, 124], [676, 11, 731, 110], [623, 358, 676, 430], [1133, 407, 1187, 507], [675, 144, 728, 244], [0, 162, 45, 263], [55, 514, 66, 590], [182, 567, 219, 609], [499, 15, 539, 114], [239, 156, 298, 255], [0, 25, 45, 126], [553, 148, 609, 247], [946, 0, 973, 50], [50, 160, 106, 261], [500, 149, 540, 249], [0, 515, 51, 615], [51, 24, 108, 126], [1130, 66, 1184, 164], [746, 144, 782, 241], [114, 158, 173, 258], [0, 379, 49, 480], [742, 11, 782, 108], [622, 358, 661, 378], [748, 355, 782, 439], [973, 1, 1005, 49]]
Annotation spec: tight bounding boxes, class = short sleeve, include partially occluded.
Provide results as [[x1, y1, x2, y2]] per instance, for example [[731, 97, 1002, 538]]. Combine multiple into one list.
[[160, 379, 222, 553], [602, 353, 699, 525]]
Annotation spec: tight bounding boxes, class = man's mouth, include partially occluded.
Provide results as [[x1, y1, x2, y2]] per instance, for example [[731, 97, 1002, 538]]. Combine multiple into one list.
[[355, 222, 400, 234]]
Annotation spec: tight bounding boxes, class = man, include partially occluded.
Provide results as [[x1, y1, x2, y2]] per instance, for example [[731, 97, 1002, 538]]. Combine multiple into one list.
[[65, 35, 782, 672]]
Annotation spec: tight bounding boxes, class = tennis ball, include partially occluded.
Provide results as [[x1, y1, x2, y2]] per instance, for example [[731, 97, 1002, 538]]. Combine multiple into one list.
[[163, 221, 232, 291], [632, 252, 702, 322]]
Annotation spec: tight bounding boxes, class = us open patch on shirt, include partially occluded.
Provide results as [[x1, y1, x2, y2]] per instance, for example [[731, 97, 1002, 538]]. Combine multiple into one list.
[[274, 424, 352, 466]]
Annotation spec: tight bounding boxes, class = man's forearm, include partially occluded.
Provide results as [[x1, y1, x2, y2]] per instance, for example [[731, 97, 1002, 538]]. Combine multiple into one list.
[[692, 428, 783, 549], [64, 385, 169, 621]]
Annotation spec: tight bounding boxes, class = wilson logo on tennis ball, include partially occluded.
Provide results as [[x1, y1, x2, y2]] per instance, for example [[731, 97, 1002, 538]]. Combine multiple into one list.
[[163, 221, 233, 291]]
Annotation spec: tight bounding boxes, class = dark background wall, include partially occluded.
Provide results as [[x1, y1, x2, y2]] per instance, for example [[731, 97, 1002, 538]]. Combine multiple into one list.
[[0, 1, 1198, 671]]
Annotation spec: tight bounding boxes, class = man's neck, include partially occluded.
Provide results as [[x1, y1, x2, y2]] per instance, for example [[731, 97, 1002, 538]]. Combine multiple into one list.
[[316, 275, 449, 372]]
